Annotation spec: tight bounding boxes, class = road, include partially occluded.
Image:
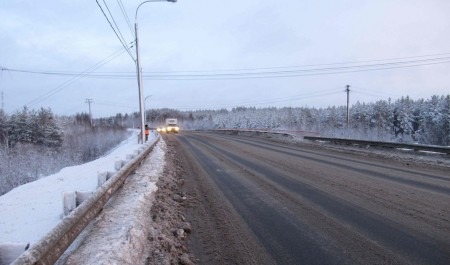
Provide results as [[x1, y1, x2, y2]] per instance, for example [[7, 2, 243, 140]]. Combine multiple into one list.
[[165, 131, 450, 265]]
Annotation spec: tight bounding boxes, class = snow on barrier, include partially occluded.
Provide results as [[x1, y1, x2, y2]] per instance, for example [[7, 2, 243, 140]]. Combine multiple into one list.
[[10, 137, 160, 265], [64, 157, 135, 217], [62, 191, 94, 217], [97, 171, 116, 188]]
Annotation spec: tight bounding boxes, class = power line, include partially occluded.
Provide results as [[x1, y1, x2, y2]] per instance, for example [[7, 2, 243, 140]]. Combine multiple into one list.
[[3, 54, 450, 81], [138, 59, 450, 81], [135, 56, 450, 79], [95, 0, 135, 61], [102, 0, 132, 53], [117, 0, 134, 37], [22, 48, 127, 108], [132, 52, 450, 74]]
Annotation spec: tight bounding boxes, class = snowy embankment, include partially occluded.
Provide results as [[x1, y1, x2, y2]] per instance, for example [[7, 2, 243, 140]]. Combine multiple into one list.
[[0, 130, 159, 250], [64, 138, 166, 264]]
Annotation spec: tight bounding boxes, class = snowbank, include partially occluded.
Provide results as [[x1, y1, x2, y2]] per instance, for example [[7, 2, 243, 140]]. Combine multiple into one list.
[[64, 139, 166, 264], [0, 130, 157, 245]]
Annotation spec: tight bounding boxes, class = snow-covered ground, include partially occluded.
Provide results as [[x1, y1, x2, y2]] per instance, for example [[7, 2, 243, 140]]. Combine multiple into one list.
[[64, 138, 166, 265], [0, 130, 158, 247]]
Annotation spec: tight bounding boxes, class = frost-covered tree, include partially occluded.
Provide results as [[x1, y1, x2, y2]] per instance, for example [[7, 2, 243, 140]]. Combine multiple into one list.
[[391, 97, 415, 142], [0, 109, 129, 196], [443, 95, 450, 146], [31, 108, 62, 147], [416, 95, 450, 145], [0, 110, 8, 147], [5, 107, 62, 148]]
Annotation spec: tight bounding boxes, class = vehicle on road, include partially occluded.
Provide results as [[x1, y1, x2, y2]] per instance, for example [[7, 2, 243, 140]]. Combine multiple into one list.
[[165, 118, 179, 133], [157, 126, 166, 133]]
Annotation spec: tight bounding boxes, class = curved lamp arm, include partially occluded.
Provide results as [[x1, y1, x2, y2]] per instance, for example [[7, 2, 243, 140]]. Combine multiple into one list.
[[135, 0, 177, 22]]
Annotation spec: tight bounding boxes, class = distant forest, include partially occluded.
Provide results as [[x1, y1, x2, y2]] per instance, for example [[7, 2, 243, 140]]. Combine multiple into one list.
[[142, 94, 450, 146]]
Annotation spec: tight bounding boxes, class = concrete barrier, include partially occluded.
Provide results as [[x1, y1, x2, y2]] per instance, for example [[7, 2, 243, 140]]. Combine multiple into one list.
[[63, 191, 95, 217], [11, 137, 160, 265]]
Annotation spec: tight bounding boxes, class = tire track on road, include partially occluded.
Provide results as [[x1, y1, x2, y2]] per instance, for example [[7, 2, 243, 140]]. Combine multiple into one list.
[[213, 134, 450, 194], [178, 135, 349, 265]]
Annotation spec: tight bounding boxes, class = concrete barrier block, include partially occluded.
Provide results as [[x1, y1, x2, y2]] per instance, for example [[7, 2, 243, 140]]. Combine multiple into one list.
[[106, 171, 115, 180], [75, 191, 93, 207], [97, 172, 108, 188], [114, 160, 126, 171], [63, 191, 77, 217]]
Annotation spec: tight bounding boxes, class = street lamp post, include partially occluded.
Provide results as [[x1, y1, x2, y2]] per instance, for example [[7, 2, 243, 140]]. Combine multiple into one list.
[[135, 0, 176, 143]]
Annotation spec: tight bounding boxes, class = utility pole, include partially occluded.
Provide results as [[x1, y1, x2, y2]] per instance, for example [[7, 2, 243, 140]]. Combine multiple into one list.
[[135, 20, 145, 143], [1, 91, 3, 111], [346, 85, 350, 129], [85, 99, 93, 127], [134, 0, 177, 144]]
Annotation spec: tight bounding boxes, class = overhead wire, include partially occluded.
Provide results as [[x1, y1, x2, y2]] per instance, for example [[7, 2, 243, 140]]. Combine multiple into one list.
[[95, 0, 135, 61], [102, 0, 132, 52], [136, 56, 450, 79], [3, 53, 450, 81], [117, 0, 134, 37], [136, 52, 450, 74], [23, 48, 127, 108]]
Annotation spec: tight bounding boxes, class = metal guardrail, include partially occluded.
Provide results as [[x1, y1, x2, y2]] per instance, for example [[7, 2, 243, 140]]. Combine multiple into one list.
[[213, 128, 319, 137], [303, 136, 450, 155], [11, 137, 160, 265]]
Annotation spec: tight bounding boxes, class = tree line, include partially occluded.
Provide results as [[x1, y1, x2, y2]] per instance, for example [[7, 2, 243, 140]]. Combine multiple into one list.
[[140, 95, 449, 146]]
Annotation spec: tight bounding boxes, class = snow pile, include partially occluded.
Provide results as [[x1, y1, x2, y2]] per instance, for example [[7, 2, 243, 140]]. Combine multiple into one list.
[[0, 130, 157, 246], [65, 140, 166, 265]]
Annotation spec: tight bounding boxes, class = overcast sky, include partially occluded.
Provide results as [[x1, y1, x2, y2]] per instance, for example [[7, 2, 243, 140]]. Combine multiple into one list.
[[1, 0, 449, 117]]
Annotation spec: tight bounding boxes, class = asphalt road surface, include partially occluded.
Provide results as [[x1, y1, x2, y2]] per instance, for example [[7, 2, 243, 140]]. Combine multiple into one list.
[[165, 132, 450, 265]]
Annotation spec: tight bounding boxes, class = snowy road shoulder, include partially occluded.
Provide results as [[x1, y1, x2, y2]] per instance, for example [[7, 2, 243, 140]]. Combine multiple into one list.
[[64, 139, 166, 265], [0, 131, 157, 246]]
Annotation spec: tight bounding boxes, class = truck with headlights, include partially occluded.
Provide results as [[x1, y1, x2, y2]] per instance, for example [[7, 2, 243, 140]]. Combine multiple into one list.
[[165, 118, 179, 133]]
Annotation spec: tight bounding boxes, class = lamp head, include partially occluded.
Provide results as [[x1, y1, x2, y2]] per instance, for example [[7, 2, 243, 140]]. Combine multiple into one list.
[[167, 0, 177, 2]]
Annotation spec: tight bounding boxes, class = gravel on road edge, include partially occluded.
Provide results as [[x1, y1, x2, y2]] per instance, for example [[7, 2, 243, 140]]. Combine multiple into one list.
[[145, 139, 196, 265]]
